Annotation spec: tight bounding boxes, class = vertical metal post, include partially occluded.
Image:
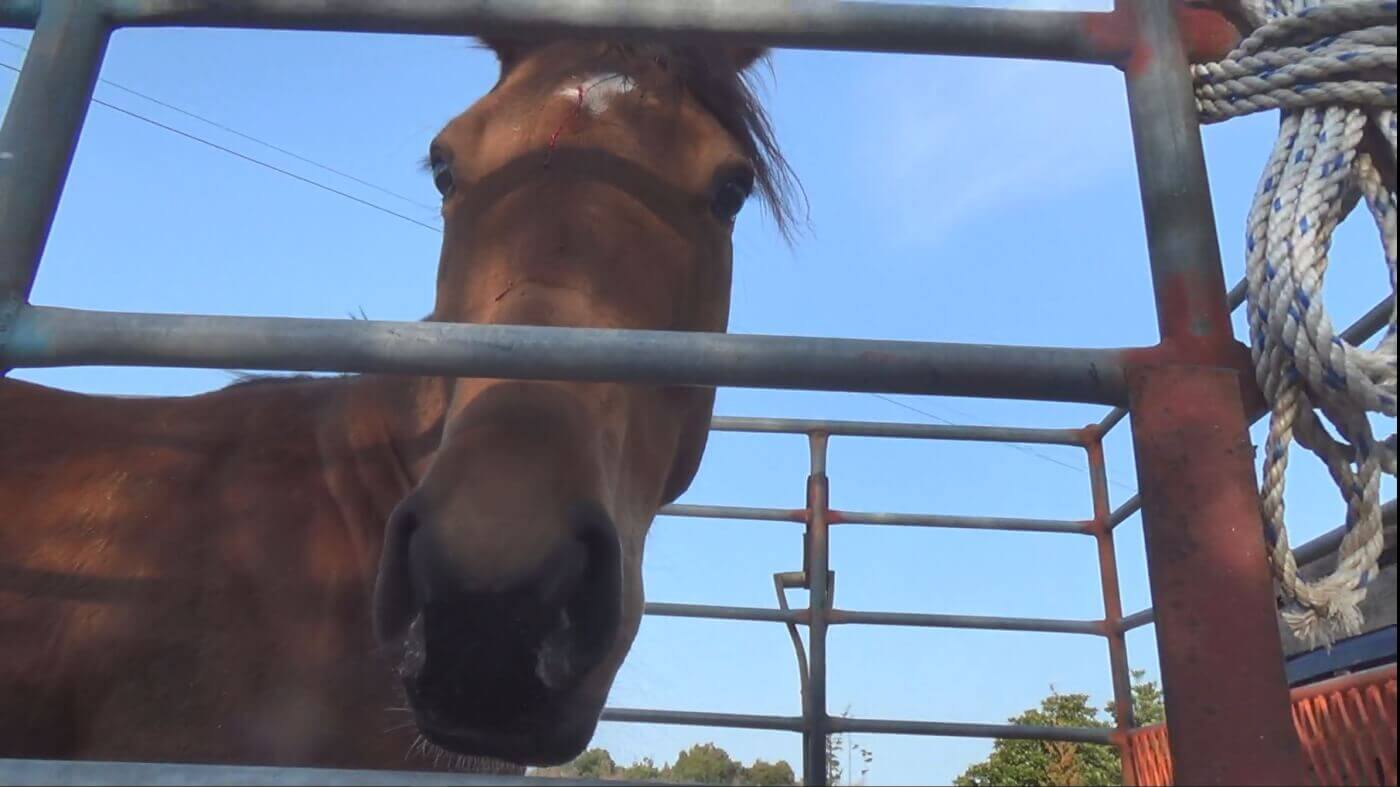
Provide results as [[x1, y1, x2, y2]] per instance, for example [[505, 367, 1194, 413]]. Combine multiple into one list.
[[1119, 1, 1304, 783], [1120, 0, 1233, 348], [1085, 431, 1137, 785], [0, 0, 108, 353], [802, 432, 831, 787], [1128, 370, 1304, 785]]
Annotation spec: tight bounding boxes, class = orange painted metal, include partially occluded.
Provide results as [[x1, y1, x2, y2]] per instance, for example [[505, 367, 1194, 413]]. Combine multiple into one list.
[[1124, 665, 1399, 786]]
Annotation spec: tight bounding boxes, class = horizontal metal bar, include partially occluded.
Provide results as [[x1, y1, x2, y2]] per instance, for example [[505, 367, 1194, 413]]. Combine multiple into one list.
[[1108, 494, 1141, 530], [644, 602, 805, 624], [833, 509, 1092, 535], [656, 503, 802, 523], [600, 707, 805, 733], [1227, 279, 1391, 350], [1095, 406, 1128, 435], [1227, 277, 1248, 311], [1291, 497, 1397, 568], [1340, 295, 1394, 346], [709, 415, 1087, 445], [0, 758, 606, 786], [829, 608, 1104, 635], [642, 602, 1103, 634], [1119, 607, 1155, 632], [75, 0, 1122, 64], [1285, 627, 1397, 687], [0, 1, 37, 28], [826, 715, 1115, 744], [2, 306, 1132, 404], [603, 708, 1115, 745]]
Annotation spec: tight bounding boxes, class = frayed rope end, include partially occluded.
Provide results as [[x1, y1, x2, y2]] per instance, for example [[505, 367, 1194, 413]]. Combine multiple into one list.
[[1282, 589, 1368, 650]]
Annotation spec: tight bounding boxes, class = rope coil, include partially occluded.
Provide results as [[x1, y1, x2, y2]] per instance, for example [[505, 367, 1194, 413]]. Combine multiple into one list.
[[1193, 0, 1398, 647]]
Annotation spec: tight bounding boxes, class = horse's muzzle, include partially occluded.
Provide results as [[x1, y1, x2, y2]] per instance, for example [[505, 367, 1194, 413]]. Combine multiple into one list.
[[372, 498, 622, 762]]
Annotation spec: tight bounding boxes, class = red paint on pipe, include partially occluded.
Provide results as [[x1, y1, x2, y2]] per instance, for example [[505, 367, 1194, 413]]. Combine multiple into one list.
[[1128, 365, 1305, 785], [1086, 1, 1241, 74], [1083, 5, 1137, 68], [1176, 3, 1242, 63], [1117, 266, 1265, 413]]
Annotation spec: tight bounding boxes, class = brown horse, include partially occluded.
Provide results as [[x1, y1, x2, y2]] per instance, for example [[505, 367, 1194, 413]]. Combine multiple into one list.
[[0, 38, 797, 772]]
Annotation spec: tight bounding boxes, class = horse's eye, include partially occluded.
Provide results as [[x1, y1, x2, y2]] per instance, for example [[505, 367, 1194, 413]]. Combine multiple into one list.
[[431, 156, 455, 198], [710, 168, 754, 223]]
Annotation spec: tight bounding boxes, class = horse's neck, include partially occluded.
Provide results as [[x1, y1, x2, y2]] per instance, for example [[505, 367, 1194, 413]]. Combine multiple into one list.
[[316, 374, 447, 543]]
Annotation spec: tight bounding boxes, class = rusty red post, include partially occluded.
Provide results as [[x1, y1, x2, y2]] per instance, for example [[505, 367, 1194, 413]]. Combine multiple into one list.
[[1128, 369, 1304, 784], [1118, 0, 1305, 783]]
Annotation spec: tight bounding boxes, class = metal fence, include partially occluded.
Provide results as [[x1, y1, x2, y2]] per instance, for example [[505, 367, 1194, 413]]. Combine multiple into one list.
[[2, 0, 1394, 785]]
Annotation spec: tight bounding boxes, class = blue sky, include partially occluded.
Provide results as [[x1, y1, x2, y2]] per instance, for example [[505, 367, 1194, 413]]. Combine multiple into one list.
[[2, 1, 1393, 784]]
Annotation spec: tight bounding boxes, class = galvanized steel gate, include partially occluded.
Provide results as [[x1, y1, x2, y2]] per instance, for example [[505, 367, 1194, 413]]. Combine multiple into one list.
[[5, 0, 1388, 784]]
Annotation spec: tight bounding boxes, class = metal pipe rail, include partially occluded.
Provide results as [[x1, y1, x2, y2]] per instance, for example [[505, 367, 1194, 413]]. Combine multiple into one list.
[[0, 759, 637, 787], [601, 708, 1117, 744], [622, 412, 1142, 785], [0, 0, 1322, 784], [0, 0, 1136, 64], [1, 305, 1133, 404]]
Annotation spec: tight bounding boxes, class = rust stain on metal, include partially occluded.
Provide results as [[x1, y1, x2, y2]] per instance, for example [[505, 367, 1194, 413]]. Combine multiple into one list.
[[1175, 2, 1243, 63], [1082, 5, 1137, 68], [1128, 365, 1305, 785], [1087, 2, 1240, 75], [1118, 268, 1265, 414], [1075, 423, 1104, 446]]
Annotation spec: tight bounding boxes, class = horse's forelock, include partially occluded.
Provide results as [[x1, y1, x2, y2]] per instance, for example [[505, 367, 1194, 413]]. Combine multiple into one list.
[[475, 38, 805, 243]]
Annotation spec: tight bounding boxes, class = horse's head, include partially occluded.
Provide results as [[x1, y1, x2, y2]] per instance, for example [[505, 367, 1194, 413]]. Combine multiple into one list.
[[371, 39, 795, 765]]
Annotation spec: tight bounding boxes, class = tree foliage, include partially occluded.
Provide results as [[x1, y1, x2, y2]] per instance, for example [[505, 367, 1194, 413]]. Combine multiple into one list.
[[572, 747, 617, 779], [542, 742, 797, 785], [827, 706, 874, 785], [953, 671, 1166, 787], [670, 743, 743, 784], [745, 759, 798, 786]]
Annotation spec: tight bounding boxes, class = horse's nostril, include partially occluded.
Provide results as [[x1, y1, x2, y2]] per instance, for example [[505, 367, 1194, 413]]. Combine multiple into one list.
[[372, 499, 423, 646], [392, 500, 624, 709], [545, 502, 623, 687], [535, 609, 576, 690]]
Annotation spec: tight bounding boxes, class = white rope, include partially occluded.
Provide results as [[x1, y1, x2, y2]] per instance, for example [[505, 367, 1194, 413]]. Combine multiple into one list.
[[1193, 0, 1397, 647]]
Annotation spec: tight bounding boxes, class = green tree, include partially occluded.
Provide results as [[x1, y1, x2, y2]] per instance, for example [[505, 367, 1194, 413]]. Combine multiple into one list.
[[620, 756, 662, 781], [669, 743, 742, 785], [743, 758, 798, 785], [954, 673, 1166, 787], [571, 747, 617, 779], [1124, 670, 1165, 726], [544, 743, 799, 784]]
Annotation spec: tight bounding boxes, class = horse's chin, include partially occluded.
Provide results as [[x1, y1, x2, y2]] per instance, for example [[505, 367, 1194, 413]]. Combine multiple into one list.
[[415, 712, 598, 767], [387, 611, 603, 766]]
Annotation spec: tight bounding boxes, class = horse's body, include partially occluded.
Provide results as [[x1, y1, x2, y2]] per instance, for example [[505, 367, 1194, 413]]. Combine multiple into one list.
[[0, 375, 451, 768], [0, 38, 796, 771]]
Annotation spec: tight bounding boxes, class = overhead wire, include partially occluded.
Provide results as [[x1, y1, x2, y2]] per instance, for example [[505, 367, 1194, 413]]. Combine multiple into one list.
[[0, 43, 1136, 490]]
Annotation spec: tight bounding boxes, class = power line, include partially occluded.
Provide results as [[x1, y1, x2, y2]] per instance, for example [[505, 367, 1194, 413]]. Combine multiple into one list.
[[0, 47, 1138, 494], [869, 392, 1138, 492], [0, 59, 441, 234], [0, 38, 438, 212]]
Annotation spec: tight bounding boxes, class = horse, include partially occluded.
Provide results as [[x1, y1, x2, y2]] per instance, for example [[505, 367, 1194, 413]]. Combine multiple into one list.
[[0, 36, 798, 773]]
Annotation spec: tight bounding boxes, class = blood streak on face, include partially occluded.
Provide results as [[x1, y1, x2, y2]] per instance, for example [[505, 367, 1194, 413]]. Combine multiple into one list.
[[558, 73, 638, 116]]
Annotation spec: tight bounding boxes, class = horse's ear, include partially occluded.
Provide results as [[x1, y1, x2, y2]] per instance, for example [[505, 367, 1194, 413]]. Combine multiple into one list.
[[477, 36, 537, 72]]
